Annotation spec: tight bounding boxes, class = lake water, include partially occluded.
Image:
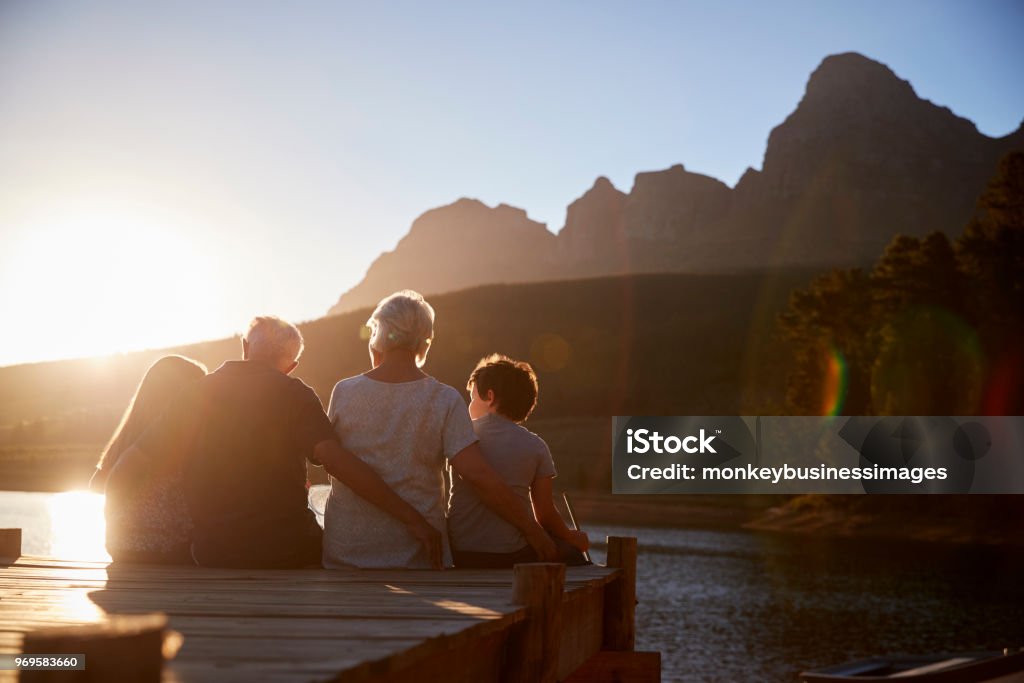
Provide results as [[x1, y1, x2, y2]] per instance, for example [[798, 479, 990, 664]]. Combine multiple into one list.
[[2, 491, 1022, 682]]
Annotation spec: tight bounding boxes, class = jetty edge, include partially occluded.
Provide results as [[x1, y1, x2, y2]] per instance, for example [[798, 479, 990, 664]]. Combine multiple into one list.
[[0, 531, 659, 682]]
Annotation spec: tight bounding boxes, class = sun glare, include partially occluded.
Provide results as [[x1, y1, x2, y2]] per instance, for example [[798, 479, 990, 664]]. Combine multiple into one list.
[[45, 490, 110, 562], [0, 208, 227, 365]]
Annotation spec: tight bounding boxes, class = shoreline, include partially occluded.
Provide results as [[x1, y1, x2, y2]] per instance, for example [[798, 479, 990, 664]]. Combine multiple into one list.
[[742, 495, 1024, 548], [568, 492, 775, 530], [570, 492, 1024, 548]]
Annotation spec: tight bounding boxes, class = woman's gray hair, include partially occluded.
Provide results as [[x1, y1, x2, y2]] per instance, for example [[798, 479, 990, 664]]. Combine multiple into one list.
[[367, 290, 435, 367], [245, 316, 304, 363]]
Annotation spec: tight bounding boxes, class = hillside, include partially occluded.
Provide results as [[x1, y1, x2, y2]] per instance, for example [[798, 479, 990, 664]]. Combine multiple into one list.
[[0, 269, 816, 491], [329, 52, 1024, 315]]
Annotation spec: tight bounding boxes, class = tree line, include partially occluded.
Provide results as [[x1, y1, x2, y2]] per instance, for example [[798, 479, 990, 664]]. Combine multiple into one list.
[[780, 151, 1024, 416]]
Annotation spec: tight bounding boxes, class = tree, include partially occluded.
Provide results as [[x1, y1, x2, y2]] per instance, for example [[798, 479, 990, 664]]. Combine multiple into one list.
[[957, 151, 1024, 333], [778, 268, 877, 414], [779, 150, 1024, 415]]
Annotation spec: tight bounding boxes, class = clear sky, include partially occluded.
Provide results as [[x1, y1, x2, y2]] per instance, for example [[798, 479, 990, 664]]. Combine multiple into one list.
[[1, 0, 1022, 366]]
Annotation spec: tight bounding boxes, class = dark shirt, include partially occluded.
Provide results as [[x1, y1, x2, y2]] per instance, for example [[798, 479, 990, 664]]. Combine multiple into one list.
[[138, 360, 336, 567]]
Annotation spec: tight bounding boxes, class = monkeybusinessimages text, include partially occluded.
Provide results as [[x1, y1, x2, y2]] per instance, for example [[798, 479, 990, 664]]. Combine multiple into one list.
[[624, 428, 949, 485]]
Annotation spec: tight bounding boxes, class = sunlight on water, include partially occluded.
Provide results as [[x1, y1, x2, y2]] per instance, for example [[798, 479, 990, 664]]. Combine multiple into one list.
[[45, 491, 110, 562]]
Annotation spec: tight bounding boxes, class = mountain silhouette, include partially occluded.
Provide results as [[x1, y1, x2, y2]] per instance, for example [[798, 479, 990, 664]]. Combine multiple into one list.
[[718, 52, 1024, 265], [329, 52, 1023, 315], [333, 198, 555, 313]]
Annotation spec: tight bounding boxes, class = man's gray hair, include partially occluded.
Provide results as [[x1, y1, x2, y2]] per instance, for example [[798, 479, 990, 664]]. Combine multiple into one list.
[[245, 316, 304, 363], [367, 290, 435, 367]]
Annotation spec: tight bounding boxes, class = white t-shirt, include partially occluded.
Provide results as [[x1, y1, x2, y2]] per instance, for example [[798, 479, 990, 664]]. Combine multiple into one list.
[[321, 374, 477, 569]]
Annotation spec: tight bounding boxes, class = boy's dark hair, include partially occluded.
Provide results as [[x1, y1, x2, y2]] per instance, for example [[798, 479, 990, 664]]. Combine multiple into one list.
[[468, 354, 538, 423]]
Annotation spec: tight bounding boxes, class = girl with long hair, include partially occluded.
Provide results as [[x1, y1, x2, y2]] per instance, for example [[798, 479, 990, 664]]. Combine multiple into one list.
[[90, 355, 206, 564]]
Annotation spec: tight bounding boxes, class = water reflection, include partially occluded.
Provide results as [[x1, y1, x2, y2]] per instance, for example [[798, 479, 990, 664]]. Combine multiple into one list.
[[588, 524, 1024, 683], [44, 491, 110, 562]]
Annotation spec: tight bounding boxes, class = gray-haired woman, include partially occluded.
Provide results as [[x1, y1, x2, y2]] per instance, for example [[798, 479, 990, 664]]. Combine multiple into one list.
[[321, 290, 557, 569]]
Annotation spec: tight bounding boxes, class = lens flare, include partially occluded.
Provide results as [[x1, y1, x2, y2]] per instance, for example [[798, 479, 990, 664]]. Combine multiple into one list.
[[821, 345, 848, 416], [870, 306, 985, 415], [530, 332, 571, 372], [983, 349, 1023, 415]]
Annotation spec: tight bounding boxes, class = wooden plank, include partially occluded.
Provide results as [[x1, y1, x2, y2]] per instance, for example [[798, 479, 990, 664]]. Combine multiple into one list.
[[9, 556, 620, 586], [173, 635, 421, 661], [16, 555, 619, 576], [0, 610, 509, 626], [164, 616, 510, 640], [0, 580, 612, 602], [1, 588, 522, 609], [333, 629, 508, 683], [164, 669, 328, 683], [563, 651, 662, 683], [174, 662, 428, 683], [557, 584, 605, 680], [3, 616, 507, 640], [167, 660, 359, 683], [2, 583, 531, 602]]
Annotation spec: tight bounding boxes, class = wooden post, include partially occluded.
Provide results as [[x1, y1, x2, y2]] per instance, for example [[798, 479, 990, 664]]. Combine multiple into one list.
[[505, 562, 566, 683], [0, 528, 21, 559], [20, 613, 171, 682], [602, 536, 637, 651]]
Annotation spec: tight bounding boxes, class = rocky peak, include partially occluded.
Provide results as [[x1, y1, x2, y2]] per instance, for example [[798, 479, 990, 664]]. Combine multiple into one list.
[[400, 197, 550, 248], [573, 176, 621, 202], [623, 164, 731, 242], [758, 52, 988, 200], [561, 176, 626, 222], [782, 52, 980, 141], [555, 177, 627, 273], [629, 164, 728, 196], [800, 52, 919, 112], [328, 198, 554, 315]]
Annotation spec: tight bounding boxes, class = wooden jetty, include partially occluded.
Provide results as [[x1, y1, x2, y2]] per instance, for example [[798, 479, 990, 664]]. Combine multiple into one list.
[[0, 531, 658, 682]]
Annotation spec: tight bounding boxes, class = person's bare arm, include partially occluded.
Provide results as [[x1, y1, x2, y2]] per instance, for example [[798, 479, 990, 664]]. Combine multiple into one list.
[[450, 443, 558, 561], [530, 475, 589, 553], [314, 439, 442, 569]]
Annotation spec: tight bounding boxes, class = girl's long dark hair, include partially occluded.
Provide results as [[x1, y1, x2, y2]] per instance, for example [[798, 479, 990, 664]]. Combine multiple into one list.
[[96, 355, 207, 472]]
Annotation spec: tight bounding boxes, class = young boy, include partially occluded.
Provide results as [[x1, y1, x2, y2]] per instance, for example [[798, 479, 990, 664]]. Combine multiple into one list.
[[447, 354, 589, 568]]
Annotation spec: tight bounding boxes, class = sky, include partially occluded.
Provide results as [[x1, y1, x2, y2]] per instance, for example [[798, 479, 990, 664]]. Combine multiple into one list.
[[1, 0, 1022, 367]]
